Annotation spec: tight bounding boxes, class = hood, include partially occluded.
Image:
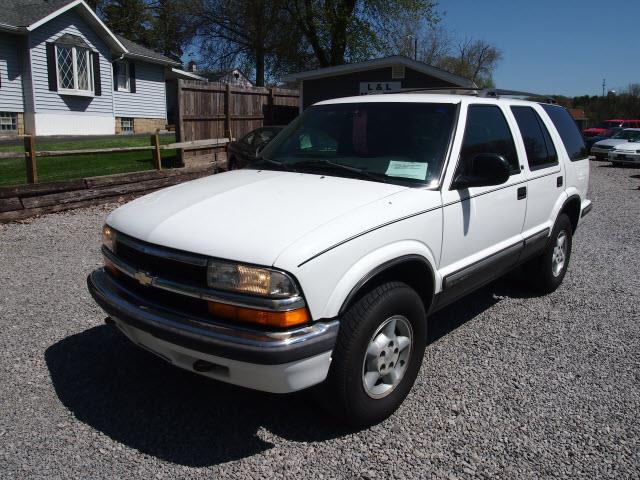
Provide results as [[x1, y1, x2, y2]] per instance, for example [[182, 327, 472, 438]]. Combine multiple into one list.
[[106, 170, 408, 266], [612, 141, 640, 152], [594, 138, 629, 147]]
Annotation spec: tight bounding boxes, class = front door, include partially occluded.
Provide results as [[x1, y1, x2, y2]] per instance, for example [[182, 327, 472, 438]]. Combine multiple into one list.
[[438, 103, 527, 305]]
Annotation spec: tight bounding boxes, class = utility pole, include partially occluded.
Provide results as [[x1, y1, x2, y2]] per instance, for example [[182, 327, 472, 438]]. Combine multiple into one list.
[[414, 37, 418, 61], [602, 78, 606, 97]]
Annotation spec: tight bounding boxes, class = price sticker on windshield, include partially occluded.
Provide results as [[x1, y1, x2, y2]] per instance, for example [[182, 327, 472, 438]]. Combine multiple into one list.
[[385, 161, 428, 180]]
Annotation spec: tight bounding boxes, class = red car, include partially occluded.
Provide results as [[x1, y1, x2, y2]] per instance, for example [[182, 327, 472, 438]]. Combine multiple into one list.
[[583, 119, 640, 137]]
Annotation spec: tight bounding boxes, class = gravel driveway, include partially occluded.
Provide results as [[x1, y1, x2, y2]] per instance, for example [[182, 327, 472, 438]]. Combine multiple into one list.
[[1, 164, 638, 479]]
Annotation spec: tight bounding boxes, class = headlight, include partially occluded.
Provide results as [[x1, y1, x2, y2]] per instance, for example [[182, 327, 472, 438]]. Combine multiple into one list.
[[207, 260, 299, 297], [102, 224, 116, 252]]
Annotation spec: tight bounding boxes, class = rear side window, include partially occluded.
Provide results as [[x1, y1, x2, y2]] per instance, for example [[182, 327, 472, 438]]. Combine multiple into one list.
[[511, 106, 558, 170], [459, 105, 519, 173], [541, 104, 588, 161]]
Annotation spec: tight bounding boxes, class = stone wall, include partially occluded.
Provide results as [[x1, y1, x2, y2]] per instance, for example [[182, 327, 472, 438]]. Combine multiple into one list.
[[115, 117, 166, 135]]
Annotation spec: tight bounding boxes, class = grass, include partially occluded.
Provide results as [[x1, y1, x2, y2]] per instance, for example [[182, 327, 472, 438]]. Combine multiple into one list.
[[0, 134, 178, 186]]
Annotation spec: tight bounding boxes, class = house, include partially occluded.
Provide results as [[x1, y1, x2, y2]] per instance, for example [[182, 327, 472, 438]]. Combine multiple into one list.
[[282, 55, 476, 113], [0, 0, 183, 136], [200, 68, 254, 88]]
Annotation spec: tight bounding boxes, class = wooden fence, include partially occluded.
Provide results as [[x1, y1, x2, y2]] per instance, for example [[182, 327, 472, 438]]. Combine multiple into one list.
[[0, 134, 230, 184], [177, 80, 299, 166]]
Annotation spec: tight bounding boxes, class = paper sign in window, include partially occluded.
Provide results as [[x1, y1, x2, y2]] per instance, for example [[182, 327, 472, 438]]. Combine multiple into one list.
[[385, 161, 428, 180]]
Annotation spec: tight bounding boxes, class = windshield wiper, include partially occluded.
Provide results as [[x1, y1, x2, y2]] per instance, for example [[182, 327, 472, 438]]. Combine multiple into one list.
[[254, 155, 296, 171], [293, 159, 389, 183]]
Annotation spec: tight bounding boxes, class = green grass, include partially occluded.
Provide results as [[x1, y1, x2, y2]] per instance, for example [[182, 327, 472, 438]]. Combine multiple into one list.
[[0, 134, 178, 186]]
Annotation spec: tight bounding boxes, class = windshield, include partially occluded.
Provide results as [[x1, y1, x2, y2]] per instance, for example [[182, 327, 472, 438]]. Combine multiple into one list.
[[613, 129, 640, 141], [254, 102, 459, 186]]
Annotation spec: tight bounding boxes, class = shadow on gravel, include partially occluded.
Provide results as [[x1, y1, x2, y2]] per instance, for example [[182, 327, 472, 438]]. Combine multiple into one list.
[[427, 273, 536, 344], [45, 275, 533, 466], [45, 325, 350, 467]]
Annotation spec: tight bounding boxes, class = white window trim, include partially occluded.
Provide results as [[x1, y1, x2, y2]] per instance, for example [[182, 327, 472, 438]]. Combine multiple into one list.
[[55, 44, 94, 97], [116, 60, 130, 92]]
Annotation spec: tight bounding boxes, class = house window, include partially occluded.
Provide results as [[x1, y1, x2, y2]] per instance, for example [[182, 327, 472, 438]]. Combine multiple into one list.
[[56, 44, 93, 94], [0, 112, 17, 131], [121, 117, 134, 134], [115, 61, 130, 92]]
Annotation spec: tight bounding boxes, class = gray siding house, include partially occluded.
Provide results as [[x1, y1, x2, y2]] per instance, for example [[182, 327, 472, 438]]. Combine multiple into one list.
[[0, 0, 181, 136]]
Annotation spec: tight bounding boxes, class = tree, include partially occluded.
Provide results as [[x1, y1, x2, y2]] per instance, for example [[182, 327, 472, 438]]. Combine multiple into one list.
[[149, 0, 197, 61], [194, 0, 294, 86], [102, 0, 152, 46], [286, 0, 439, 67], [436, 39, 502, 87]]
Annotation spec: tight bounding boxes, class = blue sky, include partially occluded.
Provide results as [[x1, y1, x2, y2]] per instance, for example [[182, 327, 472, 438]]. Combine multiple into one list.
[[439, 0, 640, 96]]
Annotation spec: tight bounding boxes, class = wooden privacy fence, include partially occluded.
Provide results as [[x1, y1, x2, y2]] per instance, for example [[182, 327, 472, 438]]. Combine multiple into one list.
[[177, 80, 299, 166], [0, 134, 231, 184]]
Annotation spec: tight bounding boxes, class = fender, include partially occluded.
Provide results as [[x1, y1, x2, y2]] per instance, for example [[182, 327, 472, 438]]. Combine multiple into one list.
[[318, 240, 440, 319]]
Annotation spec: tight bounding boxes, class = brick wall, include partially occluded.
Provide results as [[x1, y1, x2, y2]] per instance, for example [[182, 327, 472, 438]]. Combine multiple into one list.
[[115, 117, 166, 135]]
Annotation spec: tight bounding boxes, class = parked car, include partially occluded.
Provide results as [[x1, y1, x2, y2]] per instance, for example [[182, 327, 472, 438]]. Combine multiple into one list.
[[583, 119, 640, 137], [584, 127, 621, 150], [591, 128, 640, 160], [609, 141, 640, 166], [227, 126, 284, 169], [88, 94, 592, 426]]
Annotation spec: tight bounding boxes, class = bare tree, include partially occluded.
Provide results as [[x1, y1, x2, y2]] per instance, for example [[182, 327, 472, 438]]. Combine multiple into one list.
[[437, 38, 502, 87], [193, 0, 292, 86]]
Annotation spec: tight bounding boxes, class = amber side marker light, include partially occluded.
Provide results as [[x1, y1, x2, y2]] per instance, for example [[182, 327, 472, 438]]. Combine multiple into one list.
[[207, 301, 310, 328]]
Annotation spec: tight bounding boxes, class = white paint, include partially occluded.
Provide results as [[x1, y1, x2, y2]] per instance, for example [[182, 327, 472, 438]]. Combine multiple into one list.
[[105, 93, 591, 323], [34, 112, 114, 135], [114, 319, 333, 393]]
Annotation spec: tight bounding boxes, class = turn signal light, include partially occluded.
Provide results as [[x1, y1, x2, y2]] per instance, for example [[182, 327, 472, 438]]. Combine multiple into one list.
[[207, 301, 310, 328]]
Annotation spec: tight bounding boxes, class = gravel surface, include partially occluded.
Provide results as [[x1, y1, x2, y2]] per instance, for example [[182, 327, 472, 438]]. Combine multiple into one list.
[[1, 164, 639, 479]]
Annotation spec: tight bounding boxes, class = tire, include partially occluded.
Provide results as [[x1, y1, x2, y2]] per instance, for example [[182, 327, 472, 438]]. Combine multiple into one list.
[[318, 281, 427, 427], [525, 213, 573, 293], [228, 157, 238, 170]]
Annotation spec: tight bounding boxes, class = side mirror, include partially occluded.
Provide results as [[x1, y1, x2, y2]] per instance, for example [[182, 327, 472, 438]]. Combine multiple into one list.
[[452, 153, 511, 189]]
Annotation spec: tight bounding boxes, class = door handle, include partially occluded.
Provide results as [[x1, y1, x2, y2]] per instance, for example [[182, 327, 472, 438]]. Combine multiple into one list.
[[517, 186, 527, 200], [557, 176, 563, 187]]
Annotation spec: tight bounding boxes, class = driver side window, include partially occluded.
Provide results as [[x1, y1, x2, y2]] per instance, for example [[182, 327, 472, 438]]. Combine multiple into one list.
[[457, 105, 519, 176]]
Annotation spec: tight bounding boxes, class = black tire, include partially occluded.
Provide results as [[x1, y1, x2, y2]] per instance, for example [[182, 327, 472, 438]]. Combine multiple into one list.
[[525, 213, 573, 293], [318, 281, 427, 427], [228, 157, 238, 170]]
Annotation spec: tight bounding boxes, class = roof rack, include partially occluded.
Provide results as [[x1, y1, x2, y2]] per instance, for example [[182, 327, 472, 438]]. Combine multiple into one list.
[[385, 87, 557, 104]]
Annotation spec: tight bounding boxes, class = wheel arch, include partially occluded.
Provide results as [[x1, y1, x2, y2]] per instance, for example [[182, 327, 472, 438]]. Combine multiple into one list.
[[339, 254, 436, 316], [559, 193, 581, 233]]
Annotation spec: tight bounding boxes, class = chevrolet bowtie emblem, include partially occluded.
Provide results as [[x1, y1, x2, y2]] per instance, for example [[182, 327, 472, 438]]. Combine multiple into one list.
[[134, 271, 153, 286]]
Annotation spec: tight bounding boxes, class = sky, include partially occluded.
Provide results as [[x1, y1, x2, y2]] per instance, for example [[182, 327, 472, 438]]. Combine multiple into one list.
[[437, 0, 640, 96]]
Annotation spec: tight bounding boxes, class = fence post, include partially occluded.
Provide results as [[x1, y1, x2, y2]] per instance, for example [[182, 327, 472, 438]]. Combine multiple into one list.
[[151, 130, 162, 170], [267, 87, 275, 125], [224, 83, 232, 139], [23, 135, 37, 184]]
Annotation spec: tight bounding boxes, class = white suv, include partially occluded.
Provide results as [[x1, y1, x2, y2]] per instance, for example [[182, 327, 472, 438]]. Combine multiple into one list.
[[88, 93, 592, 426]]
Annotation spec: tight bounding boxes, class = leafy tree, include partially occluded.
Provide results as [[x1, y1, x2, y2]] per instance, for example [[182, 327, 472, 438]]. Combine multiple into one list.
[[285, 0, 439, 67], [102, 0, 152, 46], [149, 0, 197, 61]]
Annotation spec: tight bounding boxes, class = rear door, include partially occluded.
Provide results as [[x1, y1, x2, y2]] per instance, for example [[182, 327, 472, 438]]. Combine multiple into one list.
[[509, 105, 564, 253], [438, 103, 527, 304]]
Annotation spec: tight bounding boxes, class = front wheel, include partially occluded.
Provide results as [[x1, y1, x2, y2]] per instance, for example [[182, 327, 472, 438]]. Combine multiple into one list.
[[525, 213, 573, 293], [318, 281, 427, 427]]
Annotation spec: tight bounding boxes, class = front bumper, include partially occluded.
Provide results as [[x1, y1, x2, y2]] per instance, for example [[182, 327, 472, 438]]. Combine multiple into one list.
[[591, 147, 614, 161], [87, 268, 339, 392], [609, 151, 640, 164]]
